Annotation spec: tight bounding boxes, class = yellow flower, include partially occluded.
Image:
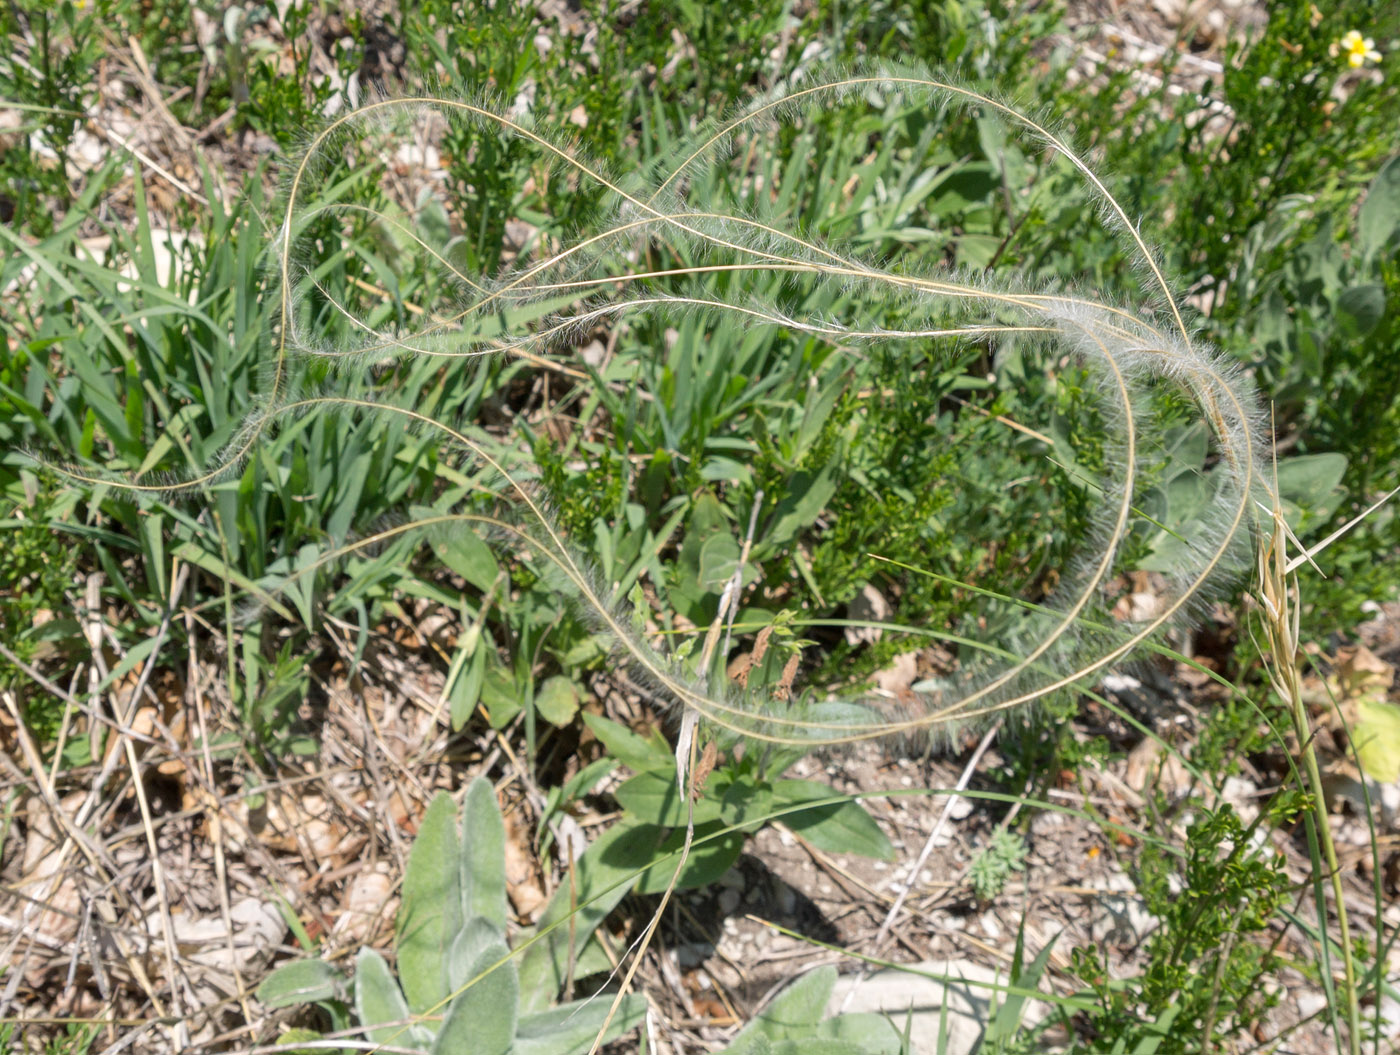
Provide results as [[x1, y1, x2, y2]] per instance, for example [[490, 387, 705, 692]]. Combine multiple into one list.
[[1337, 29, 1382, 69]]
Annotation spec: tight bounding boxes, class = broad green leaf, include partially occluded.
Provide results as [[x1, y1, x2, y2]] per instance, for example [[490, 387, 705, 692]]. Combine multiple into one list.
[[448, 641, 487, 731], [634, 820, 745, 895], [256, 958, 342, 1008], [582, 712, 674, 773], [765, 465, 838, 550], [460, 777, 508, 932], [447, 917, 505, 994], [614, 768, 722, 827], [434, 941, 517, 1055], [719, 773, 774, 832], [688, 490, 731, 540], [698, 531, 742, 592], [1275, 452, 1348, 526], [772, 780, 894, 860], [723, 1035, 775, 1055], [535, 675, 580, 727], [1139, 471, 1214, 573], [514, 993, 648, 1055], [517, 820, 662, 1013], [726, 966, 837, 1046], [1335, 284, 1386, 337], [813, 1013, 905, 1054], [954, 233, 1001, 269], [1354, 698, 1400, 784], [701, 455, 756, 484], [398, 793, 463, 1015], [767, 1040, 872, 1054], [480, 661, 524, 729], [432, 523, 501, 594], [355, 948, 430, 1050], [270, 1029, 330, 1055], [1360, 154, 1400, 261]]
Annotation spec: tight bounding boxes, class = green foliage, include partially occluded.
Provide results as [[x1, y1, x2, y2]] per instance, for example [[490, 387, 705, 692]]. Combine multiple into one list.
[[0, 1, 103, 235], [257, 778, 647, 1054], [1220, 154, 1400, 631], [0, 489, 79, 707], [1068, 800, 1296, 1053], [0, 1021, 99, 1055]]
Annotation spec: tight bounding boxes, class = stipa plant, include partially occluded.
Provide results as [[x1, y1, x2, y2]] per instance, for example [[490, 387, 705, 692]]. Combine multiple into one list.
[[256, 778, 648, 1054], [56, 68, 1267, 739], [40, 64, 1305, 1051]]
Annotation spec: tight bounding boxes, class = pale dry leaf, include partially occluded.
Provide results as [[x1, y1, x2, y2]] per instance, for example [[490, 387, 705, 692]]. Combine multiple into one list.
[[19, 791, 85, 945], [336, 867, 395, 944], [503, 806, 547, 922], [844, 583, 891, 646], [872, 651, 920, 699]]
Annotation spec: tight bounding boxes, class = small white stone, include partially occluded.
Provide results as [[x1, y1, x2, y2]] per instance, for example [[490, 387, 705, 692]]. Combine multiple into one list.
[[1297, 992, 1328, 1019], [948, 796, 974, 821], [1102, 673, 1142, 694]]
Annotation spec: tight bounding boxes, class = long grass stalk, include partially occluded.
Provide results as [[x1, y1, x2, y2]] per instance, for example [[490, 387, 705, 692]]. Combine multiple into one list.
[[1257, 487, 1360, 1055]]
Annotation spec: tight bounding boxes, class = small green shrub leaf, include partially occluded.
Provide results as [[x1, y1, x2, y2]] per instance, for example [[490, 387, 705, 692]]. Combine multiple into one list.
[[698, 531, 742, 592], [461, 777, 508, 932], [772, 780, 894, 860], [432, 526, 500, 594], [1275, 452, 1349, 524], [534, 674, 579, 727], [448, 642, 487, 732], [256, 958, 342, 1008], [398, 792, 463, 1015], [270, 1029, 329, 1055]]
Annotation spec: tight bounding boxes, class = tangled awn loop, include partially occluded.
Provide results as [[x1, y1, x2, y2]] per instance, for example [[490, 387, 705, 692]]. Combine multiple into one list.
[[47, 67, 1269, 751]]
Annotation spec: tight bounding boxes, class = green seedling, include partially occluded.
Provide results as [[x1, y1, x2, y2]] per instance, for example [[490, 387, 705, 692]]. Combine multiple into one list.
[[967, 828, 1026, 903]]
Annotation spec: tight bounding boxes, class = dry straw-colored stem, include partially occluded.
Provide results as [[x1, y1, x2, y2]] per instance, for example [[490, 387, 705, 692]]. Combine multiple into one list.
[[1257, 496, 1361, 1055]]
